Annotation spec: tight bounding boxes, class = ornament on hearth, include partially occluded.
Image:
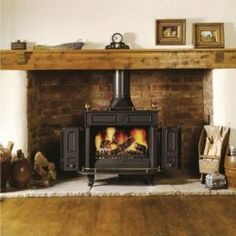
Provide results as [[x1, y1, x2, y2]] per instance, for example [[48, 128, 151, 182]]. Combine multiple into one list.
[[33, 151, 57, 187], [0, 141, 14, 191], [0, 141, 14, 162], [9, 149, 31, 189]]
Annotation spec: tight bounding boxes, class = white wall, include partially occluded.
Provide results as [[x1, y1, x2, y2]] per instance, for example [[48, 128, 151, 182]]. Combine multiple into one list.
[[213, 69, 236, 146], [0, 71, 27, 153], [1, 0, 236, 154]]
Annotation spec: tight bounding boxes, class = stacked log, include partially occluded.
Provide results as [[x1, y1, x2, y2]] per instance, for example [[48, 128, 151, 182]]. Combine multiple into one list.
[[96, 136, 147, 158], [111, 136, 135, 155]]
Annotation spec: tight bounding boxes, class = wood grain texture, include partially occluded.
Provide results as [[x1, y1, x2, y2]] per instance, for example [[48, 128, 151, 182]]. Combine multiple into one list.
[[1, 196, 236, 236], [1, 49, 236, 70]]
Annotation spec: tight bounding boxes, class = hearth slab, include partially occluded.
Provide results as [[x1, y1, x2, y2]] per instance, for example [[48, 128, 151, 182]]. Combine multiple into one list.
[[1, 174, 236, 198], [0, 177, 90, 198], [90, 176, 176, 196]]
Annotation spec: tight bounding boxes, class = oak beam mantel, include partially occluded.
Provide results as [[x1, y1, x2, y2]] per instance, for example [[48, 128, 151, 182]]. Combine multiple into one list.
[[1, 49, 236, 70]]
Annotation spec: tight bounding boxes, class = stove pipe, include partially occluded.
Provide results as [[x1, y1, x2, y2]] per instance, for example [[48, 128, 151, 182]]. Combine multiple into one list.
[[110, 70, 134, 110]]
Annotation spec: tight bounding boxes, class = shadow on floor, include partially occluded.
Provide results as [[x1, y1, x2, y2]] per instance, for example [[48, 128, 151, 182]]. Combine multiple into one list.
[[92, 170, 200, 187]]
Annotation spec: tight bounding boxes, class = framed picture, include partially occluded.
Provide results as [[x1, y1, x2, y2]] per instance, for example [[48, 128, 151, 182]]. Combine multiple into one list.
[[194, 23, 224, 48], [156, 19, 186, 45]]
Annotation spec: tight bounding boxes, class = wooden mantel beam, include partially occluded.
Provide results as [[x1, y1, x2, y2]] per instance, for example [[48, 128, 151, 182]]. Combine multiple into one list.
[[1, 49, 236, 70]]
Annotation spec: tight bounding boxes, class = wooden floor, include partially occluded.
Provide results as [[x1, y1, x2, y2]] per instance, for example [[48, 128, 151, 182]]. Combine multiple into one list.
[[1, 196, 236, 236]]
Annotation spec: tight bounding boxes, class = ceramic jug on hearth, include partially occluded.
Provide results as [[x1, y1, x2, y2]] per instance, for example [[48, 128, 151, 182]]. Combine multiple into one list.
[[9, 149, 31, 189]]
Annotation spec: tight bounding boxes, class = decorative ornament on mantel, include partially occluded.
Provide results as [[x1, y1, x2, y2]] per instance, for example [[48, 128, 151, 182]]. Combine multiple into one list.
[[105, 33, 129, 49], [34, 40, 84, 50], [11, 40, 27, 50], [11, 40, 84, 50]]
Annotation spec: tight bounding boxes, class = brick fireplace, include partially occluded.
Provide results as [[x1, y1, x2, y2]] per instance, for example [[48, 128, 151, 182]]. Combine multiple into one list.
[[27, 69, 212, 173]]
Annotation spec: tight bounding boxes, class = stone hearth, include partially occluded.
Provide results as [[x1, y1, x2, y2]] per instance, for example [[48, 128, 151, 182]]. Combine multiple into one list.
[[1, 172, 235, 198]]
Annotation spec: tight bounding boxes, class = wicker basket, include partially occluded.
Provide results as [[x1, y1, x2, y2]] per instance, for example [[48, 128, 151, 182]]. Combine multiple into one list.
[[198, 126, 230, 175], [199, 159, 219, 174]]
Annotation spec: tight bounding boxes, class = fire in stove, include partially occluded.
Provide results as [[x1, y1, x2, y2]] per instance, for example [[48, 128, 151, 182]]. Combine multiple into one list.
[[95, 127, 148, 159]]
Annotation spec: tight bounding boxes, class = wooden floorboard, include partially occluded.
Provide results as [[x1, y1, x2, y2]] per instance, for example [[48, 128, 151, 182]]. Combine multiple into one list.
[[1, 196, 236, 236]]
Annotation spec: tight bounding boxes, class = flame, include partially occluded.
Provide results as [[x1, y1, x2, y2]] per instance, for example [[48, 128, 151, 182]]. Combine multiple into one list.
[[130, 129, 148, 148], [95, 127, 148, 153], [95, 134, 102, 150], [106, 127, 116, 142], [115, 131, 128, 144]]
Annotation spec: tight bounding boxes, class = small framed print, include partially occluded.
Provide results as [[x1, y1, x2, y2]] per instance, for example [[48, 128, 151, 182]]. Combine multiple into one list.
[[156, 19, 186, 45], [194, 23, 224, 48]]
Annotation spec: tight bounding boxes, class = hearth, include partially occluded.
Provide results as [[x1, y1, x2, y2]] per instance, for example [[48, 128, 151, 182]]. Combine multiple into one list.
[[82, 69, 159, 186]]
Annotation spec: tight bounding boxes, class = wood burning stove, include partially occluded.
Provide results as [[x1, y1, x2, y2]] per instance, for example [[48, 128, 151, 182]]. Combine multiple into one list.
[[60, 69, 159, 186], [81, 69, 159, 186], [84, 110, 158, 186]]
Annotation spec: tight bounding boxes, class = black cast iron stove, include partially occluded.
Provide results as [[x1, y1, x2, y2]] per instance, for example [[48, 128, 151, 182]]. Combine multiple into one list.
[[83, 69, 159, 186]]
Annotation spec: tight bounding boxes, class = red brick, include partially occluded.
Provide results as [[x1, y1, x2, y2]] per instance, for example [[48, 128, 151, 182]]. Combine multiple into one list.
[[27, 70, 212, 171]]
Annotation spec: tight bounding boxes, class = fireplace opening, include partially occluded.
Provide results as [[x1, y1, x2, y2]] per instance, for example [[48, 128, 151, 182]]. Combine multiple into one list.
[[94, 126, 148, 160], [28, 69, 212, 184]]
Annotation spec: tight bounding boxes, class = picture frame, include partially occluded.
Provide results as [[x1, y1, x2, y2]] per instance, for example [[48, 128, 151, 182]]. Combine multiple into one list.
[[193, 23, 224, 48], [156, 19, 186, 45]]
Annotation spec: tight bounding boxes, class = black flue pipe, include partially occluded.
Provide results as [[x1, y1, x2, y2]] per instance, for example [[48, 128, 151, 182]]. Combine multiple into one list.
[[110, 70, 134, 110]]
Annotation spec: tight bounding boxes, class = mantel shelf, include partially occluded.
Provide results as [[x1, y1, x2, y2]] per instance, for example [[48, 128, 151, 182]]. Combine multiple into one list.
[[1, 48, 236, 70]]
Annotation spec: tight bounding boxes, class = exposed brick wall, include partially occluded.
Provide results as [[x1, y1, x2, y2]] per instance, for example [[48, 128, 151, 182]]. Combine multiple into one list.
[[203, 70, 213, 124], [27, 69, 212, 172]]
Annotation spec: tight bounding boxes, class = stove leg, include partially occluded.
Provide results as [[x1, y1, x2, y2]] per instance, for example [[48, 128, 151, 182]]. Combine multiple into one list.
[[150, 175, 154, 186], [88, 174, 94, 187], [144, 175, 154, 186], [118, 175, 124, 180]]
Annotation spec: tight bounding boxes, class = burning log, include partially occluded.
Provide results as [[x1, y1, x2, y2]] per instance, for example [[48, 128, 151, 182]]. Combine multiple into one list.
[[126, 150, 139, 155], [111, 136, 135, 154], [135, 143, 147, 153], [100, 140, 112, 149]]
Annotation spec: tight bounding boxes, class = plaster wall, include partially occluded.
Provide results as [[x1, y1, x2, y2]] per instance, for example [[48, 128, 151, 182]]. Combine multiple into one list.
[[1, 0, 236, 153]]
